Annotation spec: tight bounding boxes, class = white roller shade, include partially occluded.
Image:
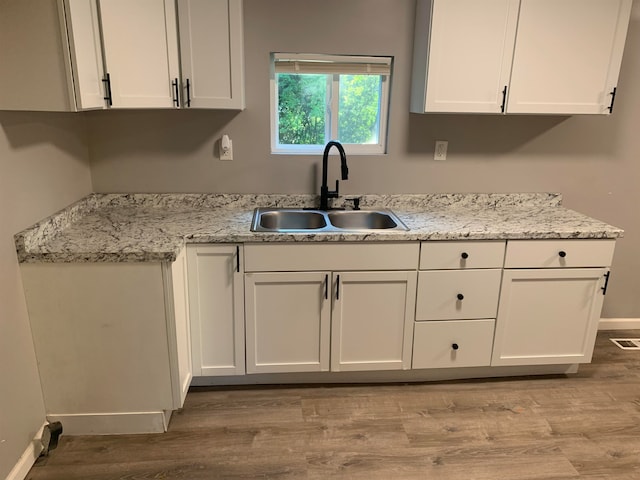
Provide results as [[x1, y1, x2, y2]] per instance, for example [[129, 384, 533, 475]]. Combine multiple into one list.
[[273, 53, 392, 75]]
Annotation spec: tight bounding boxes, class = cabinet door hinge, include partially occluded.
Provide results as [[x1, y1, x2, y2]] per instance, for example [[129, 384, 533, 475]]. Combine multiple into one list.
[[602, 271, 611, 295]]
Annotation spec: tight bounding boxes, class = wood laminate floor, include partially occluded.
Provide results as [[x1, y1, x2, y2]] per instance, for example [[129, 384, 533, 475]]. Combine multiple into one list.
[[27, 330, 640, 479]]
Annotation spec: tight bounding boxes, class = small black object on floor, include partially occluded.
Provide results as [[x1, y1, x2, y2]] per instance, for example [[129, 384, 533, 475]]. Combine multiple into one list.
[[40, 422, 63, 457]]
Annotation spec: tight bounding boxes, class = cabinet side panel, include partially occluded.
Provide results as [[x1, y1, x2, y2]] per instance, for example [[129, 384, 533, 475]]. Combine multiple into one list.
[[0, 0, 72, 111], [169, 249, 192, 407], [64, 0, 105, 110], [21, 263, 174, 414]]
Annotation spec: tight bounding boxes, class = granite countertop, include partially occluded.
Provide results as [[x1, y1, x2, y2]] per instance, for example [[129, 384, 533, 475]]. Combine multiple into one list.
[[14, 193, 624, 263]]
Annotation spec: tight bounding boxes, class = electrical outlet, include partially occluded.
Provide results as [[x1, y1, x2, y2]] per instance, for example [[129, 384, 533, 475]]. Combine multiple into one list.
[[434, 141, 448, 161], [220, 135, 233, 161]]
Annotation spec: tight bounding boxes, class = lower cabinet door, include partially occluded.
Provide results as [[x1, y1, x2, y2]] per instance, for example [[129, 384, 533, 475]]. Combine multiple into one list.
[[187, 244, 245, 376], [245, 271, 331, 373], [331, 271, 417, 371], [492, 268, 608, 366], [412, 319, 495, 369]]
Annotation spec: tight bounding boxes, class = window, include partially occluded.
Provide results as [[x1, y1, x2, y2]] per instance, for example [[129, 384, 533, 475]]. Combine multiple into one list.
[[270, 53, 392, 154]]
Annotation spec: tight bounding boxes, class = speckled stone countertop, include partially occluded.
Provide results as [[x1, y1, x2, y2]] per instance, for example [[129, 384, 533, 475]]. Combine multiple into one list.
[[14, 193, 624, 263]]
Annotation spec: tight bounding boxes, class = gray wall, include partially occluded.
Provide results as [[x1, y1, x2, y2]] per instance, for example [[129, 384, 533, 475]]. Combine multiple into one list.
[[88, 0, 640, 318], [0, 112, 92, 478]]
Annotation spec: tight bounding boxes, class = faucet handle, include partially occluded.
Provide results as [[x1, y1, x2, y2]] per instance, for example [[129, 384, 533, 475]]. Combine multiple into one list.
[[334, 180, 340, 197], [345, 197, 361, 210]]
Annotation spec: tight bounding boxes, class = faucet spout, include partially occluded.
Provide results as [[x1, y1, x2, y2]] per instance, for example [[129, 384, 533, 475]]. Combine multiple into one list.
[[320, 141, 348, 210]]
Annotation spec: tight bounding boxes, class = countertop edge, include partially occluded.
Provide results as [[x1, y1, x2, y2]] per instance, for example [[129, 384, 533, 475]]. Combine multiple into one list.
[[15, 193, 624, 264]]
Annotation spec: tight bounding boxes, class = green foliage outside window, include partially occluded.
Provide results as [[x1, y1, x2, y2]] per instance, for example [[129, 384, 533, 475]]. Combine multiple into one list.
[[277, 73, 382, 146], [277, 74, 326, 145], [339, 75, 381, 144]]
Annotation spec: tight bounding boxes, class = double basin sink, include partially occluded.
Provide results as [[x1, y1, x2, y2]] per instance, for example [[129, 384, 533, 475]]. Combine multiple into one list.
[[251, 207, 409, 233]]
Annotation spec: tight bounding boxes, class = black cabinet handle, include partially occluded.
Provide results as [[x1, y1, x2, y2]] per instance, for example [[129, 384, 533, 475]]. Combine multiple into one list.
[[324, 274, 328, 300], [186, 78, 191, 107], [558, 251, 567, 258], [500, 85, 507, 113], [336, 275, 340, 300], [602, 271, 611, 295], [452, 343, 459, 351], [461, 252, 469, 259], [608, 87, 617, 113], [102, 73, 113, 106], [172, 78, 180, 107], [457, 293, 464, 301], [236, 246, 240, 273]]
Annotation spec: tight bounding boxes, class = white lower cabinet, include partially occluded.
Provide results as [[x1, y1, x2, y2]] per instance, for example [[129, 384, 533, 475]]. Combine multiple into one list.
[[413, 319, 495, 369], [243, 243, 420, 374], [415, 269, 502, 321], [187, 244, 245, 376], [244, 270, 417, 374], [20, 249, 192, 434], [190, 238, 616, 381], [413, 241, 506, 369], [245, 271, 330, 373], [491, 268, 608, 366], [491, 239, 615, 366], [331, 271, 417, 371]]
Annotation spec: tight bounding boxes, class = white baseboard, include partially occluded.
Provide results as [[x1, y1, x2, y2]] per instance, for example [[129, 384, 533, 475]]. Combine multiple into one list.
[[46, 411, 170, 436], [599, 318, 640, 330], [6, 422, 46, 480]]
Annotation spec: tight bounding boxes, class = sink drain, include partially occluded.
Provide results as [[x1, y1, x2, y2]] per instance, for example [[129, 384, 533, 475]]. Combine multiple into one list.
[[610, 338, 640, 350]]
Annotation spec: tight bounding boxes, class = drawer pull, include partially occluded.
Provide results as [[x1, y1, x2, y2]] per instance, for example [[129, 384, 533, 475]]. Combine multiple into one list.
[[461, 252, 469, 259], [457, 293, 464, 301], [558, 251, 567, 258], [452, 343, 459, 350]]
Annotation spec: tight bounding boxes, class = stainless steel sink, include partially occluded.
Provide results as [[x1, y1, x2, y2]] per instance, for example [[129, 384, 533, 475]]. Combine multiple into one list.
[[328, 211, 399, 230], [257, 210, 327, 230], [250, 208, 408, 233]]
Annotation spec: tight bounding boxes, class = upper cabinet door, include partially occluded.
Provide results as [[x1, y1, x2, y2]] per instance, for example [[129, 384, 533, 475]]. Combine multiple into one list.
[[506, 0, 632, 114], [99, 0, 180, 108], [411, 0, 520, 113], [177, 0, 245, 109], [64, 0, 105, 110]]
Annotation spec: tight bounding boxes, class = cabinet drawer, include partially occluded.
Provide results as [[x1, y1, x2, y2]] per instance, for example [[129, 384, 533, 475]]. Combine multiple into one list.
[[412, 319, 495, 369], [416, 269, 502, 321], [244, 242, 419, 272], [420, 241, 506, 270], [504, 240, 615, 268]]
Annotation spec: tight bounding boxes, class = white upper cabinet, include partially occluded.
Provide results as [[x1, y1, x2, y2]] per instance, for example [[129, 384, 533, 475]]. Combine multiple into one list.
[[411, 0, 519, 114], [411, 0, 633, 115], [177, 0, 245, 109], [62, 0, 106, 110], [507, 0, 632, 114], [99, 0, 180, 109], [0, 0, 105, 111], [0, 0, 244, 111]]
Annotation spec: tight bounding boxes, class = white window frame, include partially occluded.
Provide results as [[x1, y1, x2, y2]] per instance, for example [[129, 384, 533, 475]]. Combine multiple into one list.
[[270, 53, 392, 155]]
